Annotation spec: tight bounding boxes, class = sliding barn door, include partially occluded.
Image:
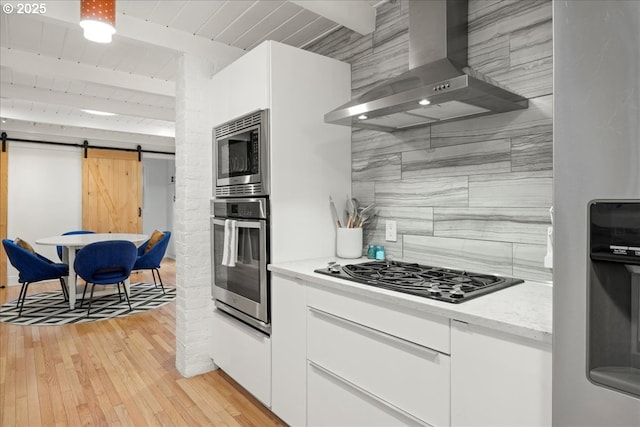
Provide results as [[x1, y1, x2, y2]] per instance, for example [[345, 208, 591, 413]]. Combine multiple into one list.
[[82, 149, 142, 233], [0, 142, 7, 286]]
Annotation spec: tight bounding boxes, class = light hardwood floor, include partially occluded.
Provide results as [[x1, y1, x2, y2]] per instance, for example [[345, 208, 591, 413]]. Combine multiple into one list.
[[0, 259, 285, 427]]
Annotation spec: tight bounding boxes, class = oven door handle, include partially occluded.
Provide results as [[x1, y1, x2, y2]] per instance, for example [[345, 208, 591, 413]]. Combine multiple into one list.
[[212, 217, 226, 227], [211, 217, 264, 229]]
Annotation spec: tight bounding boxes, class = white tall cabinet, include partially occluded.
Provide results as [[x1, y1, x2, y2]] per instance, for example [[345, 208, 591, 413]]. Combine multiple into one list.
[[209, 41, 351, 419], [210, 40, 351, 262]]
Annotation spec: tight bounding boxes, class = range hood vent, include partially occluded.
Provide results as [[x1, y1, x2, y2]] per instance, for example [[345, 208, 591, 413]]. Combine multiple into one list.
[[325, 0, 528, 133]]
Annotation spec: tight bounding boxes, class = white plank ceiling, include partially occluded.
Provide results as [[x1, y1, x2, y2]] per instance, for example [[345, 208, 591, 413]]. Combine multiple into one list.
[[0, 0, 381, 152]]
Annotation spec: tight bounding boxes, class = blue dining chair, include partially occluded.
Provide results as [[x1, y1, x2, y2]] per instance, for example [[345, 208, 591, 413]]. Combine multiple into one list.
[[2, 238, 69, 315], [56, 230, 95, 261], [133, 231, 171, 294], [74, 240, 137, 317]]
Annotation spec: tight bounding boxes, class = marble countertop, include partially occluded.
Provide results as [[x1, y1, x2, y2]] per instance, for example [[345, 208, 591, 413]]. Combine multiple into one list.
[[269, 257, 553, 345]]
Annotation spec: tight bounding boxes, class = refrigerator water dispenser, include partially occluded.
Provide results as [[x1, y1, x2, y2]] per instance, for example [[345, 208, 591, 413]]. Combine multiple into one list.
[[587, 200, 640, 399]]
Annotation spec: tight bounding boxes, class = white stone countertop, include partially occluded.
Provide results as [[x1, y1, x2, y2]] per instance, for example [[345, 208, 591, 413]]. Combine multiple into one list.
[[268, 257, 553, 345]]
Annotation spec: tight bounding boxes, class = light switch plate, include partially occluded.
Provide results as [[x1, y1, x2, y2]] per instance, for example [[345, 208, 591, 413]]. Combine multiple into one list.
[[386, 220, 397, 242]]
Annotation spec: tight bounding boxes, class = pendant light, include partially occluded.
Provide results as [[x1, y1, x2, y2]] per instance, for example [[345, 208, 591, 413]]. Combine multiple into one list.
[[80, 0, 116, 44]]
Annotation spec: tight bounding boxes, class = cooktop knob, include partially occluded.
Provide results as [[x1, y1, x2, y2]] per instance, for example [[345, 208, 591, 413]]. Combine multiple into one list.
[[327, 261, 341, 274], [428, 282, 441, 295], [450, 284, 465, 298]]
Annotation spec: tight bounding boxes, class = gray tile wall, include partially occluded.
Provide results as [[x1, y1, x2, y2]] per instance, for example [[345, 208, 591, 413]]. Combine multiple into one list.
[[307, 0, 553, 282]]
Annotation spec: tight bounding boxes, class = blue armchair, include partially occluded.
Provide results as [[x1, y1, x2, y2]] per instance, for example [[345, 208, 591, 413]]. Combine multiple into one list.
[[56, 230, 95, 261], [133, 231, 171, 294], [2, 238, 69, 315], [74, 240, 137, 317]]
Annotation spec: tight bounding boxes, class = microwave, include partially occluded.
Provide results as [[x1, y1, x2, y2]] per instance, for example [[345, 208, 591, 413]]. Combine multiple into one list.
[[213, 109, 269, 197]]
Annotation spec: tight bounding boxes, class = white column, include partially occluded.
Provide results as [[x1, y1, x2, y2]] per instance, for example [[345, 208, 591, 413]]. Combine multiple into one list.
[[174, 53, 216, 377]]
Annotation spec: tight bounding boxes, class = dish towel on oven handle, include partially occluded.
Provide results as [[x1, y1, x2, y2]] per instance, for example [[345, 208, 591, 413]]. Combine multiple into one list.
[[221, 219, 238, 267]]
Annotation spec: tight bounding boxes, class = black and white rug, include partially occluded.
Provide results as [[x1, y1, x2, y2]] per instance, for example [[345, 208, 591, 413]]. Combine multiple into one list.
[[0, 283, 176, 326]]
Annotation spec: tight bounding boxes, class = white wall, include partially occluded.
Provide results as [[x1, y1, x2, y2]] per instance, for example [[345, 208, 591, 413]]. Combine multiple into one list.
[[4, 141, 175, 285], [6, 142, 82, 283]]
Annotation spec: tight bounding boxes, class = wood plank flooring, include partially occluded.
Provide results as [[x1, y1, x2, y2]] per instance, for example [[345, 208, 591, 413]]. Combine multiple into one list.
[[0, 259, 285, 426]]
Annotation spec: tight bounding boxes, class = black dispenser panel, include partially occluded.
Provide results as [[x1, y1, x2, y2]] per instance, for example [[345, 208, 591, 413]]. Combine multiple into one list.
[[590, 201, 640, 264], [587, 199, 640, 400]]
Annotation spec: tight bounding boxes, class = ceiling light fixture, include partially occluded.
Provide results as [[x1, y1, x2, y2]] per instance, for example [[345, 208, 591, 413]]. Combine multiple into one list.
[[80, 0, 116, 44], [418, 99, 431, 106], [357, 114, 368, 120]]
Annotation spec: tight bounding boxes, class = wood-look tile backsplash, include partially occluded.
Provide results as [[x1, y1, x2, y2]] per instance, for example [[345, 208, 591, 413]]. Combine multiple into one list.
[[307, 0, 553, 282]]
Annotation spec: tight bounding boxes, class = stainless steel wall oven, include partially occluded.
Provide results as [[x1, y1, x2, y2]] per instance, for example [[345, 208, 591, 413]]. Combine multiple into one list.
[[211, 197, 270, 335]]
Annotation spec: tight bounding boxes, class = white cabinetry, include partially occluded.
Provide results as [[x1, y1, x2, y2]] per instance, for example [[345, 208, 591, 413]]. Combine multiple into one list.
[[450, 320, 552, 427], [268, 268, 552, 426], [210, 310, 271, 406], [306, 284, 451, 427], [210, 40, 352, 263], [271, 274, 307, 426], [210, 41, 350, 418], [307, 361, 425, 427]]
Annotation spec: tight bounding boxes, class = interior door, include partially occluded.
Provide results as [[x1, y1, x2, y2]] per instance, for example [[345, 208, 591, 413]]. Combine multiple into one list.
[[0, 140, 7, 286], [82, 148, 142, 233]]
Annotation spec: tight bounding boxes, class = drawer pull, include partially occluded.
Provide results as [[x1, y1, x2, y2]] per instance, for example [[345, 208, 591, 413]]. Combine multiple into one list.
[[309, 361, 432, 427], [308, 306, 440, 358]]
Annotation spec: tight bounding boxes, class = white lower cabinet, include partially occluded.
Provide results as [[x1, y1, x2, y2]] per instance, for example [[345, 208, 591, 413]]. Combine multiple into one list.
[[450, 320, 552, 427], [267, 277, 551, 427], [211, 309, 271, 407], [307, 361, 426, 427], [307, 285, 451, 427], [271, 274, 307, 427]]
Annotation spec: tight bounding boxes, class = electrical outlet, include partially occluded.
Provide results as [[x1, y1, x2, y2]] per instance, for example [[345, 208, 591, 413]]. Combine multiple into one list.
[[385, 220, 397, 242]]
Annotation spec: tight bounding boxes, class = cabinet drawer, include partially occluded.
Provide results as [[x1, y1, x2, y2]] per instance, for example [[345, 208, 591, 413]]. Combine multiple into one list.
[[211, 310, 271, 407], [307, 284, 450, 354], [308, 307, 450, 426], [308, 361, 427, 427]]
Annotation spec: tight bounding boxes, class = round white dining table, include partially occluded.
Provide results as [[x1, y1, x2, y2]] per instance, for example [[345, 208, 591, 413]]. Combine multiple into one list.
[[36, 233, 148, 309]]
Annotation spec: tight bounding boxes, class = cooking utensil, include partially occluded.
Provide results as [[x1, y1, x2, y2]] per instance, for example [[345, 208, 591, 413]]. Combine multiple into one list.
[[357, 203, 376, 227], [351, 198, 359, 227], [346, 196, 355, 228], [329, 196, 342, 228]]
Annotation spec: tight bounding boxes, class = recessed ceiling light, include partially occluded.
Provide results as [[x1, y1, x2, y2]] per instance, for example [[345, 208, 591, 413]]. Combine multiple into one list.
[[357, 114, 368, 120], [418, 99, 431, 106], [82, 109, 116, 116]]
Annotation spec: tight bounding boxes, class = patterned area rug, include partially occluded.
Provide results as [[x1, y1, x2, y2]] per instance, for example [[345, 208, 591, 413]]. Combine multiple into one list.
[[0, 283, 176, 326]]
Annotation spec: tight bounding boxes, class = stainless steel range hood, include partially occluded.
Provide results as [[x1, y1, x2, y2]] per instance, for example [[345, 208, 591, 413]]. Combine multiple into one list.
[[325, 0, 528, 133]]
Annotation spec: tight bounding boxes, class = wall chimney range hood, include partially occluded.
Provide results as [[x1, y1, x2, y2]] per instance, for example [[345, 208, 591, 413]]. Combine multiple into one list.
[[325, 0, 528, 133]]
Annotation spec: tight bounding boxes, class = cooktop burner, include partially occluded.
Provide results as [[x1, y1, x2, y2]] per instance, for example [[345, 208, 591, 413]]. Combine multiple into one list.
[[314, 260, 524, 303]]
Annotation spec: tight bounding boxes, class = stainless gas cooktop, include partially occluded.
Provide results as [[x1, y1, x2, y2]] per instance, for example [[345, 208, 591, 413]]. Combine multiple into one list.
[[314, 260, 524, 303]]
